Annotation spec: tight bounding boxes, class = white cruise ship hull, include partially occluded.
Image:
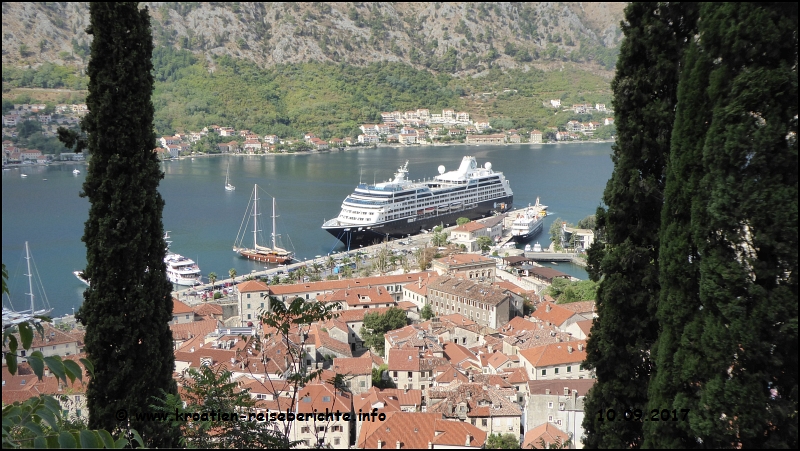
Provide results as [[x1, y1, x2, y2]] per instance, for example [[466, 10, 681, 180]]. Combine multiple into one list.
[[323, 196, 512, 247]]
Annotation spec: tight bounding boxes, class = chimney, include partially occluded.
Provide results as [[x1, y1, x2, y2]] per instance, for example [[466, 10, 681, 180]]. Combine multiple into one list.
[[568, 346, 573, 354], [190, 347, 195, 353], [546, 304, 551, 313], [419, 277, 422, 289], [377, 440, 383, 449], [466, 434, 472, 446], [396, 441, 401, 449], [405, 388, 409, 394], [545, 388, 550, 395], [578, 343, 584, 351]]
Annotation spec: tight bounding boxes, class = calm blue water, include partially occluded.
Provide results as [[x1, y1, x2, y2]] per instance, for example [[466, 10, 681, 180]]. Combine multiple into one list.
[[2, 142, 613, 316]]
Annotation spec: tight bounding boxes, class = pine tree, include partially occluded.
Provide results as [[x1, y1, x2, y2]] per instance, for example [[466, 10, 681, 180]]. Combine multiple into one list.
[[61, 3, 179, 447], [582, 3, 697, 448], [648, 3, 798, 447]]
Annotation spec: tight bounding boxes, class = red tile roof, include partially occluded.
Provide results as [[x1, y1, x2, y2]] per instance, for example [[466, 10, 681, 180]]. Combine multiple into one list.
[[332, 357, 373, 376], [530, 302, 576, 328], [296, 382, 352, 414], [387, 349, 420, 371], [173, 298, 193, 314], [237, 280, 269, 293], [170, 318, 219, 341], [267, 272, 435, 296], [357, 412, 486, 449], [519, 341, 587, 368], [523, 423, 571, 449]]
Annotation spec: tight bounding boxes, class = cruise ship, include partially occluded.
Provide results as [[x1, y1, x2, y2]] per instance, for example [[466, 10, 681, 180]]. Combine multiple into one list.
[[322, 156, 513, 247], [505, 197, 548, 241]]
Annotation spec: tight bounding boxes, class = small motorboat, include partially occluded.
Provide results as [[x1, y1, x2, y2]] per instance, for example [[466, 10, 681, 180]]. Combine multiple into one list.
[[73, 169, 81, 175]]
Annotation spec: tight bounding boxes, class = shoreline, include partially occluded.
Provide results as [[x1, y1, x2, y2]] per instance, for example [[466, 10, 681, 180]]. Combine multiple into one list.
[[2, 139, 615, 167]]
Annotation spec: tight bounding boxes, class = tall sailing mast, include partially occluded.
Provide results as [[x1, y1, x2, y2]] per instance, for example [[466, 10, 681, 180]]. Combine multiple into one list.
[[25, 241, 34, 314], [253, 185, 260, 249], [272, 197, 278, 250]]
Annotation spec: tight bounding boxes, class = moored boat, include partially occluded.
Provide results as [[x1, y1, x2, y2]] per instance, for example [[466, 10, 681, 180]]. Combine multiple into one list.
[[233, 185, 294, 264], [322, 156, 513, 247]]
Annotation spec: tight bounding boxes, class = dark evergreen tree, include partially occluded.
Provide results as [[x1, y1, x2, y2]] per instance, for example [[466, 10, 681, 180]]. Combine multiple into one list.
[[59, 3, 179, 447], [648, 3, 798, 447], [582, 3, 698, 448], [644, 40, 712, 449]]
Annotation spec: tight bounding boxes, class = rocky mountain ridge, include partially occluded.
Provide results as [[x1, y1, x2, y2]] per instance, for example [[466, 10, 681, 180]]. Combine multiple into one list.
[[2, 2, 625, 76]]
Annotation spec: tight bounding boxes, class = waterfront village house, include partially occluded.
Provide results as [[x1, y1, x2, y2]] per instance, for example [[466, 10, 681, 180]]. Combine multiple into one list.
[[332, 355, 374, 394], [432, 254, 497, 281], [4, 323, 82, 360], [316, 286, 397, 310], [402, 274, 438, 310], [387, 349, 427, 391], [530, 302, 587, 331], [285, 382, 353, 449], [530, 130, 543, 143], [236, 273, 432, 326], [449, 222, 495, 252], [509, 133, 521, 144], [427, 382, 523, 440], [2, 357, 90, 423], [525, 379, 595, 444], [243, 139, 262, 153], [604, 117, 615, 126], [550, 99, 561, 108], [352, 387, 423, 443], [561, 223, 595, 251], [357, 411, 487, 449], [518, 341, 592, 381], [523, 423, 571, 450], [466, 133, 505, 144], [171, 298, 195, 325], [426, 276, 515, 329]]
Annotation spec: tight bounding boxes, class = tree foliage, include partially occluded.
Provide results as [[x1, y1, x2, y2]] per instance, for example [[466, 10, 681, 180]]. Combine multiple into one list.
[[420, 303, 434, 320], [544, 278, 597, 304], [582, 3, 698, 448], [360, 308, 408, 356], [58, 3, 180, 447], [152, 366, 285, 449], [486, 432, 519, 449], [646, 3, 798, 448]]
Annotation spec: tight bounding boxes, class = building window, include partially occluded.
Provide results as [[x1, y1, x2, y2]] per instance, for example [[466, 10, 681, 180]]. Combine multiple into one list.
[[360, 380, 366, 387], [247, 303, 251, 309], [555, 368, 560, 374], [322, 396, 331, 402], [76, 409, 81, 418], [541, 369, 546, 376], [548, 402, 554, 408], [247, 293, 251, 298], [260, 302, 264, 308], [548, 415, 553, 422], [301, 426, 310, 433], [393, 371, 398, 377], [247, 314, 251, 320], [334, 438, 340, 445], [317, 426, 326, 433], [408, 371, 412, 378], [482, 419, 488, 427]]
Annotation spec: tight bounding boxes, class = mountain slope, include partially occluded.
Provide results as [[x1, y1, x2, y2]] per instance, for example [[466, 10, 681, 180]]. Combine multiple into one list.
[[2, 2, 624, 75]]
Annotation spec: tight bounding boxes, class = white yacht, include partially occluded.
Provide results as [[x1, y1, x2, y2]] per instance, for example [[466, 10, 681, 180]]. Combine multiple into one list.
[[322, 156, 513, 246], [532, 242, 543, 252], [164, 253, 202, 286], [3, 242, 53, 329], [73, 168, 80, 175]]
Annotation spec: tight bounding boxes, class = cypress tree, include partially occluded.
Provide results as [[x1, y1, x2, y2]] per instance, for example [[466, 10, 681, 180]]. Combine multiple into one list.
[[649, 3, 798, 447], [582, 3, 697, 448], [63, 3, 179, 447], [644, 39, 712, 449]]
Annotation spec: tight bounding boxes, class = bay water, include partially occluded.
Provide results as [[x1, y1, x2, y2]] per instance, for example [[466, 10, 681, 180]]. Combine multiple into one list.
[[2, 142, 613, 316]]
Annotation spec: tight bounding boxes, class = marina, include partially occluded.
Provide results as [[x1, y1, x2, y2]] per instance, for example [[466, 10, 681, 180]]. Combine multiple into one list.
[[2, 143, 614, 317]]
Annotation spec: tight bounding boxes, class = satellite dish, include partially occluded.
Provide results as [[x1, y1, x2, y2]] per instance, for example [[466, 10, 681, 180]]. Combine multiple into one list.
[[438, 165, 446, 174], [485, 162, 492, 170]]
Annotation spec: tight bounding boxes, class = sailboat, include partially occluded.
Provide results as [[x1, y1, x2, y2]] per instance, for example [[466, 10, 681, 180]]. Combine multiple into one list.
[[2, 242, 54, 329], [233, 185, 294, 264], [225, 161, 235, 191]]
